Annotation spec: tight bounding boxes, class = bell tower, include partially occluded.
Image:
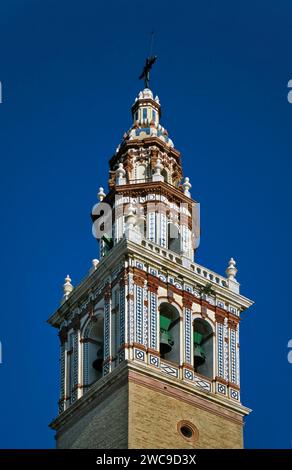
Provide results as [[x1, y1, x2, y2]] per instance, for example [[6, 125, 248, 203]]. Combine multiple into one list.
[[48, 83, 253, 449]]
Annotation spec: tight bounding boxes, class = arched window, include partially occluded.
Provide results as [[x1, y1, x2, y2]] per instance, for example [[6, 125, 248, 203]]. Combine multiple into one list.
[[161, 168, 168, 183], [136, 164, 147, 182], [159, 302, 180, 364], [168, 223, 181, 254], [83, 314, 104, 388], [193, 318, 213, 378]]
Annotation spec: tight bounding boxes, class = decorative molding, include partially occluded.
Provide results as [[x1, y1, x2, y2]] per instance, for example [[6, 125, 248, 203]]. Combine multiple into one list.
[[134, 348, 145, 362], [193, 376, 212, 393], [149, 354, 160, 367], [161, 362, 179, 378], [217, 322, 224, 379], [119, 283, 126, 348], [184, 307, 192, 365], [229, 328, 238, 385], [215, 306, 226, 324], [135, 284, 144, 344], [228, 312, 240, 330], [149, 290, 158, 350], [104, 293, 111, 360], [182, 291, 193, 309], [59, 344, 66, 413]]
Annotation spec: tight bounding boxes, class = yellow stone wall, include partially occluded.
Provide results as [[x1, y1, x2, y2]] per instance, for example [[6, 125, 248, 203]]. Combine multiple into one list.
[[128, 381, 243, 449]]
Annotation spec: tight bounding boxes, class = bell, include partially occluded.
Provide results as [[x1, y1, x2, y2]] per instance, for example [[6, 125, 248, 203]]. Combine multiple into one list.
[[92, 345, 103, 372], [194, 332, 206, 368], [160, 330, 174, 355], [160, 314, 174, 355]]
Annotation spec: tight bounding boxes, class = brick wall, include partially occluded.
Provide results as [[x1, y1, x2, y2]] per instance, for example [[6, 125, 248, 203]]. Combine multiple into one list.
[[54, 365, 244, 449], [56, 384, 128, 449], [128, 381, 243, 449]]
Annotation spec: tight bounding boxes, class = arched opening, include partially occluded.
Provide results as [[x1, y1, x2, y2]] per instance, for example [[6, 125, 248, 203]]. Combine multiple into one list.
[[168, 223, 181, 254], [85, 315, 104, 385], [159, 302, 180, 364], [161, 168, 168, 183], [193, 318, 213, 378], [135, 205, 146, 238], [136, 163, 147, 182]]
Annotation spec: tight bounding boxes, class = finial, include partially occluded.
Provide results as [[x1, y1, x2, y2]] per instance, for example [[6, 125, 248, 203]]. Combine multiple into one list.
[[154, 158, 163, 175], [92, 259, 99, 270], [226, 258, 238, 280], [152, 158, 164, 182], [116, 163, 126, 185], [97, 187, 106, 201], [62, 274, 73, 303], [183, 177, 192, 197], [125, 203, 136, 229]]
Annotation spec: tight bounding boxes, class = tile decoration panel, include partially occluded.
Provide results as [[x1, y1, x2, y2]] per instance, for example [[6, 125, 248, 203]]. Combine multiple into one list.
[[128, 273, 134, 344], [149, 291, 158, 350], [118, 350, 125, 364], [59, 344, 65, 413], [216, 382, 227, 395], [104, 298, 111, 359], [193, 376, 212, 392], [119, 284, 126, 347], [134, 348, 145, 362], [184, 307, 192, 365], [224, 319, 229, 382], [229, 388, 240, 401], [217, 322, 224, 378], [143, 286, 148, 348], [135, 285, 143, 344], [184, 368, 194, 381], [229, 328, 237, 384], [161, 362, 179, 378], [149, 354, 159, 367]]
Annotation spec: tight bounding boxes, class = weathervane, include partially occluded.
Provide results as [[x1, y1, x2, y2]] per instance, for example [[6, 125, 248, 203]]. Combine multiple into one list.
[[139, 32, 157, 89]]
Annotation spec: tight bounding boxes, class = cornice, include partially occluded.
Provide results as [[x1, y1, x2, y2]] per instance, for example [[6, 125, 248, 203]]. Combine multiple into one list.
[[109, 137, 181, 167], [50, 361, 251, 433], [48, 237, 253, 329], [125, 239, 254, 310], [47, 238, 129, 328], [103, 180, 197, 208]]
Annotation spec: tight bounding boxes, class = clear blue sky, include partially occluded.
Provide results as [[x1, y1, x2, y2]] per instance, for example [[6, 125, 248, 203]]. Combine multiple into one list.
[[0, 0, 291, 449]]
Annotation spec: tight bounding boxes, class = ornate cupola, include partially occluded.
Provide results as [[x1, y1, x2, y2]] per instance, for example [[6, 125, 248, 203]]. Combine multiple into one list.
[[108, 87, 182, 188], [95, 87, 195, 261], [48, 62, 253, 449]]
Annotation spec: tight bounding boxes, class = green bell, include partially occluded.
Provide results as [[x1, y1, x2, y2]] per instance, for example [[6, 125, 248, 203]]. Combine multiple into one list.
[[194, 332, 206, 367], [92, 344, 103, 373], [160, 315, 174, 355], [101, 233, 113, 249]]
